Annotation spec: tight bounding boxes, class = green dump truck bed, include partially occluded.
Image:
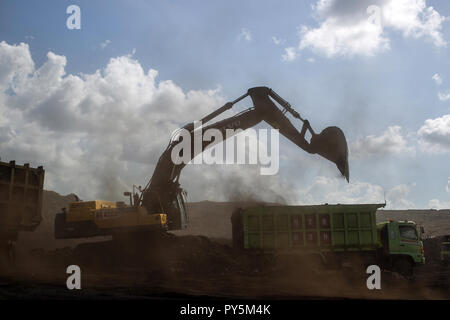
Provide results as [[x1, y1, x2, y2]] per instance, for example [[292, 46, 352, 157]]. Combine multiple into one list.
[[232, 203, 386, 253], [0, 160, 45, 240]]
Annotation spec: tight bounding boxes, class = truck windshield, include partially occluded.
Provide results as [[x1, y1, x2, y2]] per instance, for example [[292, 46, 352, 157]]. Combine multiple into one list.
[[399, 225, 418, 241]]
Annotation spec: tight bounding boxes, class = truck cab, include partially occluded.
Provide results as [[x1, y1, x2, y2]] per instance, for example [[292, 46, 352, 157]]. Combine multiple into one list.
[[378, 220, 425, 275]]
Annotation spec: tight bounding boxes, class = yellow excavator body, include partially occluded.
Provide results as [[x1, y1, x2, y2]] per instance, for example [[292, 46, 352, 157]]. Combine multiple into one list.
[[55, 200, 167, 239]]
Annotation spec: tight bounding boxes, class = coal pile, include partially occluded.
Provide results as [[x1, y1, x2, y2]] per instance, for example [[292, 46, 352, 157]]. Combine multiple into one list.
[[29, 233, 274, 279]]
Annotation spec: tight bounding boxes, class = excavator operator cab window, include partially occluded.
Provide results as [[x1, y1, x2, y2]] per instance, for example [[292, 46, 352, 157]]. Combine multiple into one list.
[[167, 191, 188, 230], [177, 191, 188, 228]]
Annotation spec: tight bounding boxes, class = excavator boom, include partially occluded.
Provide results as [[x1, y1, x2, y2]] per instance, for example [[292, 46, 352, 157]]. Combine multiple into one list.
[[142, 86, 349, 229]]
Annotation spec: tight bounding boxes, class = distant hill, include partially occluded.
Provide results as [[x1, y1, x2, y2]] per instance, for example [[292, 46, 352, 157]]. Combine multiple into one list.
[[173, 200, 272, 240], [377, 209, 450, 237]]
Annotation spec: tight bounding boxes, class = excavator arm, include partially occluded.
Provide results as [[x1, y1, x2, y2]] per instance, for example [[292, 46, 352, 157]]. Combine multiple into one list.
[[142, 87, 349, 230]]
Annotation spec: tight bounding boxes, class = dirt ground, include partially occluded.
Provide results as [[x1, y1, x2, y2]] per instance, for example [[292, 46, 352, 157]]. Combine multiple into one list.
[[1, 233, 449, 300], [0, 192, 449, 300]]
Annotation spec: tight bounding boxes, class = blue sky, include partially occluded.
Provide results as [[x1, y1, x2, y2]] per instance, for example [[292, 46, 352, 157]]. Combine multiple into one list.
[[1, 0, 450, 209]]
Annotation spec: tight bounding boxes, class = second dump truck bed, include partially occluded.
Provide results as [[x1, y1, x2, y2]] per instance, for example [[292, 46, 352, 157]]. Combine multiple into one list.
[[232, 203, 385, 253], [0, 160, 45, 240]]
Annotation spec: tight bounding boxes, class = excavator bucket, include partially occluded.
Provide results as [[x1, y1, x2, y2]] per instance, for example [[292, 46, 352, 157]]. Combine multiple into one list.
[[310, 126, 349, 182]]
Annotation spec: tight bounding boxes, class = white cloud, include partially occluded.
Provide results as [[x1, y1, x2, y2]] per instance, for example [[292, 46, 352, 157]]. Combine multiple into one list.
[[296, 176, 384, 204], [0, 41, 226, 200], [383, 0, 447, 47], [272, 36, 285, 45], [428, 199, 450, 209], [0, 41, 360, 205], [238, 28, 252, 41], [432, 73, 442, 85], [299, 17, 389, 57], [0, 41, 431, 210], [438, 91, 450, 101], [447, 177, 450, 194], [351, 126, 415, 159], [282, 47, 298, 62], [296, 0, 447, 58], [386, 184, 416, 209], [0, 41, 35, 92], [294, 176, 415, 209], [432, 74, 450, 100], [417, 115, 450, 153], [100, 39, 111, 49]]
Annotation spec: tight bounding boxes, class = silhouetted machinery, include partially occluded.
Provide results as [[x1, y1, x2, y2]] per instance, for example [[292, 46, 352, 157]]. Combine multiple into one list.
[[55, 87, 349, 239], [0, 160, 45, 264]]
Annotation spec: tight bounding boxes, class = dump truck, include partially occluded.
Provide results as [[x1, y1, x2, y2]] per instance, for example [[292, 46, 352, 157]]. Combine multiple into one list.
[[0, 160, 45, 265], [232, 203, 425, 276]]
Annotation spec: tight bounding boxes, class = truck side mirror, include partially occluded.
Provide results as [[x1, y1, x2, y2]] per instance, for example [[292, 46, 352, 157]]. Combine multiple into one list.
[[420, 226, 425, 234]]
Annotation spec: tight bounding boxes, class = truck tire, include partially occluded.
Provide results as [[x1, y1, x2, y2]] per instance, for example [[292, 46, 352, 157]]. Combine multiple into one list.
[[394, 257, 414, 278]]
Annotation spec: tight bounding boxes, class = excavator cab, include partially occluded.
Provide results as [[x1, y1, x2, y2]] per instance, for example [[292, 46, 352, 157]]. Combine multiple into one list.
[[167, 189, 189, 230], [173, 190, 188, 229]]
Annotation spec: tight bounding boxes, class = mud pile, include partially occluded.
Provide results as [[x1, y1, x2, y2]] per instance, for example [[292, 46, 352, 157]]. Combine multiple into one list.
[[30, 233, 272, 278], [8, 232, 444, 299], [0, 233, 448, 299]]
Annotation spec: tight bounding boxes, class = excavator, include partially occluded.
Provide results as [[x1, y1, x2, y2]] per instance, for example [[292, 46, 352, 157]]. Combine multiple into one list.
[[55, 86, 349, 239]]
